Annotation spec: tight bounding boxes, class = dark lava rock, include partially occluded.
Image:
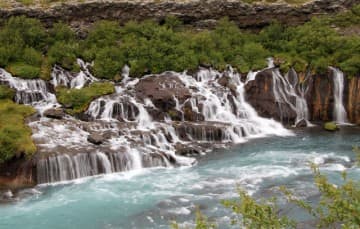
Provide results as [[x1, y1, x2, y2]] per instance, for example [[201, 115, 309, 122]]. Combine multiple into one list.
[[175, 143, 201, 156], [87, 133, 105, 145], [135, 72, 191, 112], [295, 119, 307, 128], [245, 69, 297, 124], [43, 108, 65, 119]]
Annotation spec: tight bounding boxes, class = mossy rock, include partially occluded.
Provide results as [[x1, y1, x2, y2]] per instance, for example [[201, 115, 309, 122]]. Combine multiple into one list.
[[6, 63, 40, 79], [324, 122, 339, 131]]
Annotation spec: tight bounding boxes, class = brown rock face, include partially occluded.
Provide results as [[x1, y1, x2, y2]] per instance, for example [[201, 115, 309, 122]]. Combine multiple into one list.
[[0, 0, 357, 30], [245, 67, 360, 125], [310, 74, 333, 121], [0, 157, 36, 189], [135, 73, 191, 112], [43, 108, 65, 119], [245, 69, 296, 124], [347, 76, 360, 124]]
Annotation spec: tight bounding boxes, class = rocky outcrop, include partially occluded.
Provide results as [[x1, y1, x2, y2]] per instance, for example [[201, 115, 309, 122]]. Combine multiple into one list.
[[245, 68, 360, 125], [245, 69, 297, 124], [0, 157, 35, 189], [0, 0, 357, 30], [43, 108, 65, 119], [135, 73, 191, 112], [87, 132, 105, 145], [347, 76, 360, 124]]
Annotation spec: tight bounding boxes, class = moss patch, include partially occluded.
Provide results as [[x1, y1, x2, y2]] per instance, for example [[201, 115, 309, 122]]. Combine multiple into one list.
[[324, 122, 339, 131], [56, 82, 115, 114], [6, 63, 41, 79], [0, 100, 36, 163]]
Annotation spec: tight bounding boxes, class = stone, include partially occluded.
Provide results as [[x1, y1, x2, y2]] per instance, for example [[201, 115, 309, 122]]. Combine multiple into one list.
[[87, 133, 105, 145], [135, 72, 191, 112], [295, 119, 307, 128], [43, 108, 65, 119], [324, 122, 339, 131]]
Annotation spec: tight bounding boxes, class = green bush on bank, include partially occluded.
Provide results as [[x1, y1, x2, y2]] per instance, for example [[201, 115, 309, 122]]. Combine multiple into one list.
[[0, 5, 359, 79], [0, 99, 36, 163], [6, 63, 41, 79], [0, 85, 15, 100], [56, 82, 115, 114]]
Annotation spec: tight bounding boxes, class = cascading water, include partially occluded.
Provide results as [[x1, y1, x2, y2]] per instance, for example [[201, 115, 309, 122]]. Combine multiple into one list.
[[269, 59, 312, 126], [329, 67, 348, 124], [2, 59, 295, 184], [51, 59, 98, 89], [0, 68, 58, 113]]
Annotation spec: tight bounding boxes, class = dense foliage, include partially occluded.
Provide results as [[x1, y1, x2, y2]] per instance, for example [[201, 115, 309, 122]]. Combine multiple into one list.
[[0, 88, 36, 163], [0, 5, 358, 79], [56, 82, 115, 114]]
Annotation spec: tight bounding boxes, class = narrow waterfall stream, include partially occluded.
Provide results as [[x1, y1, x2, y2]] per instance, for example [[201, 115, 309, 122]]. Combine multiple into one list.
[[330, 67, 349, 124]]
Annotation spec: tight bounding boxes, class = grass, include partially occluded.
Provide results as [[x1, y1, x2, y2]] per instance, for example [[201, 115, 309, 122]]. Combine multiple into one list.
[[56, 82, 115, 114], [0, 99, 36, 163], [0, 85, 15, 100], [6, 63, 41, 79]]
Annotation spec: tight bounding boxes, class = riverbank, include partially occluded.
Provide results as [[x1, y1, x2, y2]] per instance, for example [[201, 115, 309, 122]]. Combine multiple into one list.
[[0, 126, 358, 228]]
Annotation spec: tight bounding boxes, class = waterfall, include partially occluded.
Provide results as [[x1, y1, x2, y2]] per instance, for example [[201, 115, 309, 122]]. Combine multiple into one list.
[[0, 68, 58, 113], [36, 150, 150, 184], [2, 60, 295, 184], [51, 59, 97, 89], [329, 67, 348, 124], [270, 65, 312, 126]]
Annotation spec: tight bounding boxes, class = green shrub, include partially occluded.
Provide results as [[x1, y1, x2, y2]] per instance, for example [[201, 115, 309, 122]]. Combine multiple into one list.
[[6, 63, 41, 79], [22, 47, 43, 66], [56, 82, 115, 113], [0, 100, 36, 163], [0, 85, 15, 100], [48, 22, 76, 44], [48, 41, 79, 71]]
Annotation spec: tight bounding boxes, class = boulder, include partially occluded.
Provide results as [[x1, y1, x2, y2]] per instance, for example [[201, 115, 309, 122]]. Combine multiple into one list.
[[245, 69, 297, 124], [43, 108, 65, 119], [295, 119, 307, 128], [324, 122, 339, 131], [87, 133, 105, 145], [135, 72, 191, 112]]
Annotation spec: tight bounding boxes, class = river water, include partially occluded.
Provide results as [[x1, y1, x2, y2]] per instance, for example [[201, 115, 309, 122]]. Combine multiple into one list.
[[1, 127, 359, 228]]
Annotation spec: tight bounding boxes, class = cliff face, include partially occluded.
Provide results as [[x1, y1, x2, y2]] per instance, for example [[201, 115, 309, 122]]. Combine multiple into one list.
[[0, 0, 357, 29], [245, 70, 360, 125]]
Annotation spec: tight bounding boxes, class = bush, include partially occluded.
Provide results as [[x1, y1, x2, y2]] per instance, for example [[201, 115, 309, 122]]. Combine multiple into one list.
[[6, 63, 41, 79], [0, 85, 15, 100], [56, 82, 115, 113], [48, 41, 79, 71], [0, 100, 36, 163]]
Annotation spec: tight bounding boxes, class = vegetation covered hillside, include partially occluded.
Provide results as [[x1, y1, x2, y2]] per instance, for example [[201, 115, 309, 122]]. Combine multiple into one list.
[[0, 4, 359, 80]]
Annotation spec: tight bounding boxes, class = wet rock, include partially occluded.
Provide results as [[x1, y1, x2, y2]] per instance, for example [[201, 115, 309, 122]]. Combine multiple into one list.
[[183, 107, 204, 122], [245, 69, 297, 124], [87, 133, 105, 145], [324, 122, 339, 131], [295, 119, 307, 128], [167, 109, 183, 121], [174, 122, 229, 142], [217, 75, 230, 87], [135, 72, 191, 112], [175, 143, 201, 156], [43, 108, 65, 119], [2, 190, 13, 199]]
